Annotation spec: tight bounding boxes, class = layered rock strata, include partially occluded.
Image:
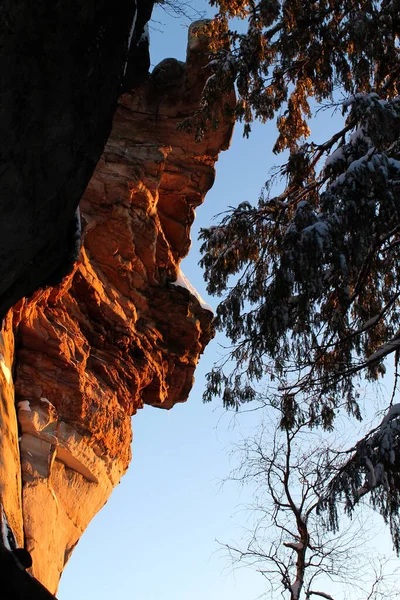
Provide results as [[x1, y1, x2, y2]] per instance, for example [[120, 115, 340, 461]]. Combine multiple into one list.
[[0, 23, 234, 594]]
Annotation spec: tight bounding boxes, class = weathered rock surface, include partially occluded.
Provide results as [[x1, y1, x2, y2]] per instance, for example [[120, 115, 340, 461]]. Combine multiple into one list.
[[0, 316, 23, 548], [0, 22, 234, 594], [0, 0, 153, 317]]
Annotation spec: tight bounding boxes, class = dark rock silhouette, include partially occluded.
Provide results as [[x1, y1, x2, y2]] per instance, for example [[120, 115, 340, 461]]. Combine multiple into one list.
[[0, 0, 153, 317]]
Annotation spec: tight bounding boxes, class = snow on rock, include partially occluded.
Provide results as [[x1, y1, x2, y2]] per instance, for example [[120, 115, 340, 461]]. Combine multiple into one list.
[[40, 397, 55, 408], [139, 23, 149, 45], [17, 400, 31, 412], [1, 504, 16, 551], [123, 8, 138, 76], [0, 353, 11, 384], [171, 270, 214, 313], [72, 207, 82, 260]]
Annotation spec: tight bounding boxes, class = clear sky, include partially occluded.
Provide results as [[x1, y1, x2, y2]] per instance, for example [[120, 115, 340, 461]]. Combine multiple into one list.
[[58, 3, 400, 599]]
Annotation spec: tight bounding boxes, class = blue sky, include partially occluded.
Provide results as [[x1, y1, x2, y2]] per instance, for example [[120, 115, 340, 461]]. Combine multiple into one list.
[[58, 5, 270, 598], [58, 3, 400, 599]]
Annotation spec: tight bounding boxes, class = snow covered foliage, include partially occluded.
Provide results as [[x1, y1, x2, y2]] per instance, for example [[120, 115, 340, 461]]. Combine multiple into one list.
[[320, 403, 400, 553], [197, 2, 400, 552], [197, 2, 400, 430], [201, 93, 400, 426], [186, 0, 400, 144]]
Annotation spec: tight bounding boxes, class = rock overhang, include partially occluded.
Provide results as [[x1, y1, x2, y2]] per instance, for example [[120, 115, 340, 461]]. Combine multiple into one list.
[[4, 20, 235, 593]]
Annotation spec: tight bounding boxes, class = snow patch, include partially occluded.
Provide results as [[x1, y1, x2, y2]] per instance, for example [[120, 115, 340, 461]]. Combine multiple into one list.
[[291, 580, 301, 599], [18, 400, 31, 412], [1, 504, 16, 551], [381, 403, 400, 426], [171, 270, 213, 313], [325, 146, 345, 168], [73, 208, 82, 260], [359, 403, 400, 492], [139, 23, 149, 45], [301, 220, 330, 249], [366, 337, 400, 364], [343, 92, 379, 108], [290, 541, 304, 550], [49, 486, 59, 509], [123, 3, 138, 76], [388, 157, 400, 171], [0, 355, 11, 385], [40, 397, 54, 408]]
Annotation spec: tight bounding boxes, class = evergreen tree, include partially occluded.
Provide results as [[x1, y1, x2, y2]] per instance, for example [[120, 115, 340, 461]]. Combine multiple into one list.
[[194, 0, 400, 547]]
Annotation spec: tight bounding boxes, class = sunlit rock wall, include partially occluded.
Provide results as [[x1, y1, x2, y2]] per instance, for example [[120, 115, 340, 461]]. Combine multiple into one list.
[[1, 22, 233, 594]]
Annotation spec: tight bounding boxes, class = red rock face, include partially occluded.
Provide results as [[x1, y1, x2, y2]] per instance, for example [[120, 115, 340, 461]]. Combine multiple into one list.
[[5, 22, 234, 593]]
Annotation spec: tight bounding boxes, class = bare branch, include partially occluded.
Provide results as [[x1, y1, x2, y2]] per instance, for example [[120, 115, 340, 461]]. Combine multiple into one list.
[[306, 592, 335, 600]]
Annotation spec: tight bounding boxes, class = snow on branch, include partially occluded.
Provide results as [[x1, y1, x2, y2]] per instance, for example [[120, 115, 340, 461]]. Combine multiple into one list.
[[320, 402, 400, 551]]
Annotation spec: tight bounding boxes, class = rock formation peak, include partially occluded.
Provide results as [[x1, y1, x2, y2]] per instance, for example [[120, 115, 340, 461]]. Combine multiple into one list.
[[0, 17, 234, 595]]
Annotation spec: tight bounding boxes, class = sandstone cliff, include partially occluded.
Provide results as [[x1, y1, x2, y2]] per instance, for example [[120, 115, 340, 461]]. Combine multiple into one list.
[[0, 22, 233, 596]]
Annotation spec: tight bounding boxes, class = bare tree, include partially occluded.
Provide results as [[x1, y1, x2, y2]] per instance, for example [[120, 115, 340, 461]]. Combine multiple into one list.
[[222, 410, 399, 600]]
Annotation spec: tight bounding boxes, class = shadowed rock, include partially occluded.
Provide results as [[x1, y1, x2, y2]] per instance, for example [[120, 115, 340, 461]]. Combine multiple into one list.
[[0, 0, 153, 317]]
